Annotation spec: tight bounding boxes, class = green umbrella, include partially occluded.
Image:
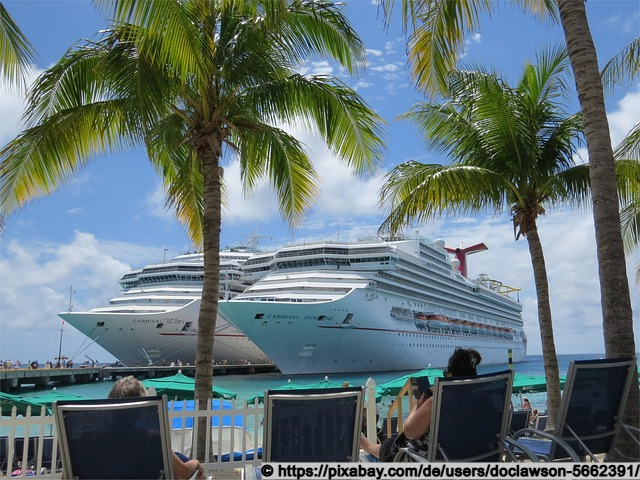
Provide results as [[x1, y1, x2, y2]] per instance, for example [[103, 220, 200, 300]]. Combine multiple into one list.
[[511, 373, 565, 394], [247, 376, 382, 404], [26, 388, 87, 409], [246, 379, 307, 404], [142, 372, 236, 400], [0, 391, 46, 416], [377, 367, 445, 397]]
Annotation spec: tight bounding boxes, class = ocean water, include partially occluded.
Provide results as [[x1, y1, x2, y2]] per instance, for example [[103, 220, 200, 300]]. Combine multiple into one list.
[[15, 353, 606, 414]]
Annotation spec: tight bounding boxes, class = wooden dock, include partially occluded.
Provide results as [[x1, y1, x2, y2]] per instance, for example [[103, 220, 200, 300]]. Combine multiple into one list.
[[0, 363, 278, 392]]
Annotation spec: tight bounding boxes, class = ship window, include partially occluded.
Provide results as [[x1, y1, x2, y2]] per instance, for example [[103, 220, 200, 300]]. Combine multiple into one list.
[[156, 323, 164, 329], [96, 321, 105, 327]]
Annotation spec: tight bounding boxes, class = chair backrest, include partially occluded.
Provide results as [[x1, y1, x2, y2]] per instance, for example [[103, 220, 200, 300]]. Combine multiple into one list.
[[428, 370, 514, 462], [509, 410, 531, 435], [552, 357, 636, 458], [263, 386, 364, 462], [0, 436, 8, 472], [53, 396, 174, 479], [13, 436, 36, 469], [535, 414, 548, 431]]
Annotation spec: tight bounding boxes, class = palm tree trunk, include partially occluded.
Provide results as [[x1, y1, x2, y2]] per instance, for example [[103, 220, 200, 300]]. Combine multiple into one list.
[[524, 222, 561, 430], [557, 0, 639, 459], [194, 144, 223, 461]]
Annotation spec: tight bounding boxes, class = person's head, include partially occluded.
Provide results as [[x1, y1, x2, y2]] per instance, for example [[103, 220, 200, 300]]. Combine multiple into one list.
[[523, 397, 530, 405], [444, 348, 482, 377], [108, 375, 148, 399]]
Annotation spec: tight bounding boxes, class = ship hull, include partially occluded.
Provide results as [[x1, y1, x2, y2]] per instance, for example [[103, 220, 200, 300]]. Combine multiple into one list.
[[219, 288, 526, 375], [59, 299, 270, 366]]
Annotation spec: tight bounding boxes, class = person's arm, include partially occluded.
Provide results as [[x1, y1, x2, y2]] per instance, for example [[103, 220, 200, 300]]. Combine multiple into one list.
[[402, 395, 433, 440], [172, 453, 204, 480]]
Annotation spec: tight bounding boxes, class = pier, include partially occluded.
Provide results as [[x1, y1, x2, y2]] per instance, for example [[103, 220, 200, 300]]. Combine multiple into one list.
[[0, 363, 278, 392]]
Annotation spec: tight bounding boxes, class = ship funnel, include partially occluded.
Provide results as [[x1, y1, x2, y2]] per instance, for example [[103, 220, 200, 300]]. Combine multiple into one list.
[[444, 243, 488, 278]]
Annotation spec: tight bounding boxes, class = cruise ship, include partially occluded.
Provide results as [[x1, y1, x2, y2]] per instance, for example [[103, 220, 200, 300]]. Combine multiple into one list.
[[58, 250, 270, 366], [217, 234, 526, 375]]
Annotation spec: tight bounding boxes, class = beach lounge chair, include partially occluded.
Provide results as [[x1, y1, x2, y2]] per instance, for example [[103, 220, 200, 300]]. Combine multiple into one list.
[[394, 370, 515, 462], [535, 414, 547, 431], [505, 357, 639, 462], [53, 396, 175, 478], [263, 386, 364, 462], [508, 410, 531, 436]]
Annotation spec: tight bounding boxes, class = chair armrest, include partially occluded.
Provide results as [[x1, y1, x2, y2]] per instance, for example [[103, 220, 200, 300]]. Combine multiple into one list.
[[393, 447, 428, 462], [510, 428, 582, 462], [503, 437, 541, 462], [614, 421, 640, 461]]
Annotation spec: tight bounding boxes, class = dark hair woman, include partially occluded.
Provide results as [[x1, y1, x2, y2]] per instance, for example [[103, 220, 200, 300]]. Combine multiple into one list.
[[360, 348, 482, 461]]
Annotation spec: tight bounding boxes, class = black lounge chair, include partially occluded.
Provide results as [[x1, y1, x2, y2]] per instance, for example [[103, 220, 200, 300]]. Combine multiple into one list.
[[53, 396, 175, 479], [262, 386, 364, 462], [394, 370, 515, 462], [505, 357, 639, 462], [508, 410, 531, 436]]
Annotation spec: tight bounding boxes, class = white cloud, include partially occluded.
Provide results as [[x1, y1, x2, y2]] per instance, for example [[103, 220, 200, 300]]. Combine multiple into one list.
[[608, 83, 640, 149], [366, 49, 383, 57], [0, 66, 41, 145], [309, 61, 334, 75], [371, 63, 399, 73], [0, 231, 164, 362]]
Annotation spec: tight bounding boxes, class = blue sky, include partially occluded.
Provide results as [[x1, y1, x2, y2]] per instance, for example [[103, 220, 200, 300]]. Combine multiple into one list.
[[1, 0, 639, 365]]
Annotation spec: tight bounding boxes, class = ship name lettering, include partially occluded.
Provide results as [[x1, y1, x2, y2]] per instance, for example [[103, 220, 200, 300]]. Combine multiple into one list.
[[267, 314, 300, 320]]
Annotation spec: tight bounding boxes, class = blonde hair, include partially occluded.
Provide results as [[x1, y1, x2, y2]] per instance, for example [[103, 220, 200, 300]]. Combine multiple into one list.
[[108, 375, 148, 399]]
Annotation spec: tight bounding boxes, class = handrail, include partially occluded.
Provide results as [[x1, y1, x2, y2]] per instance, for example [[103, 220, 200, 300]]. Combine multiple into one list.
[[383, 379, 418, 438]]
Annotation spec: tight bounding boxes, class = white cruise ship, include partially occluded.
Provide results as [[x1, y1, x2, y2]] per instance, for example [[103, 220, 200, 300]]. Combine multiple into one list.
[[218, 234, 526, 375], [58, 250, 270, 366]]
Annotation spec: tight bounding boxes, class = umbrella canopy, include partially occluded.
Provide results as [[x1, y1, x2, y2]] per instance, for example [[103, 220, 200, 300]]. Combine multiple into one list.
[[246, 379, 307, 404], [142, 372, 237, 400], [0, 391, 47, 416], [377, 367, 445, 397], [167, 399, 242, 429], [26, 388, 87, 407], [511, 373, 565, 394], [247, 376, 382, 404]]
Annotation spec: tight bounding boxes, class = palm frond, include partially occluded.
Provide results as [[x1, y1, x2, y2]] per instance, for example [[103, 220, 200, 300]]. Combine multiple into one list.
[[235, 123, 320, 226], [379, 162, 507, 234], [601, 36, 640, 95], [242, 74, 386, 179], [0, 3, 36, 89], [614, 123, 640, 161]]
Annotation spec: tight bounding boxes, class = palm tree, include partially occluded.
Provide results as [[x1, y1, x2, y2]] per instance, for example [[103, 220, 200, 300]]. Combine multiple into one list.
[[0, 0, 385, 458], [0, 2, 36, 89], [380, 46, 639, 430], [603, 36, 640, 287], [381, 0, 638, 456]]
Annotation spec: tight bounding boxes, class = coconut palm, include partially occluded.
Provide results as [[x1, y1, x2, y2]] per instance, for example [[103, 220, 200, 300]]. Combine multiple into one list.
[[0, 0, 385, 458], [0, 2, 36, 88], [604, 36, 640, 287], [381, 0, 638, 456], [380, 46, 639, 430]]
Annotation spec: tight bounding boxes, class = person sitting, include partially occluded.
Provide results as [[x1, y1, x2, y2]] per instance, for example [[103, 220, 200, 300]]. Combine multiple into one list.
[[521, 397, 531, 410], [360, 347, 482, 461], [529, 408, 539, 428], [108, 376, 204, 479]]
